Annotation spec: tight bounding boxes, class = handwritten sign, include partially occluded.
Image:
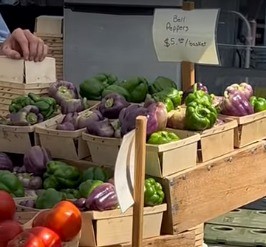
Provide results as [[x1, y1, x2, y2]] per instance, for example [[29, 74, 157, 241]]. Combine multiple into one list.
[[114, 130, 135, 213], [152, 8, 220, 64]]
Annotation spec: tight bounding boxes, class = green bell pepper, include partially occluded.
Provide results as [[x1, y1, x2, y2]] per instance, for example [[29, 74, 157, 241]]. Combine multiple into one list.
[[79, 73, 118, 100], [185, 101, 217, 131], [144, 178, 165, 206], [94, 73, 118, 85], [35, 188, 65, 209], [185, 84, 212, 106], [101, 84, 131, 101], [119, 76, 149, 103], [148, 76, 177, 95], [9, 96, 34, 113], [0, 170, 25, 197], [79, 179, 103, 198], [81, 167, 113, 182], [250, 96, 266, 113], [43, 161, 81, 190], [28, 93, 57, 120], [153, 87, 183, 112], [60, 189, 81, 199], [147, 131, 180, 145]]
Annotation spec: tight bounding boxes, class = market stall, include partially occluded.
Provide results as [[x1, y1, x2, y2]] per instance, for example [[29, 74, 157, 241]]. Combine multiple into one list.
[[1, 1, 266, 247]]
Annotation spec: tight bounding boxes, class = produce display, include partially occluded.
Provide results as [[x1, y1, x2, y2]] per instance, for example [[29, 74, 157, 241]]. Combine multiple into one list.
[[0, 190, 82, 246], [1, 71, 266, 247], [0, 145, 166, 214]]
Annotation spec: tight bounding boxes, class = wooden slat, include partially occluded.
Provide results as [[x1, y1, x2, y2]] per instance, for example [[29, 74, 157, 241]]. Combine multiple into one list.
[[120, 232, 195, 247], [111, 224, 203, 247], [181, 1, 195, 91], [161, 141, 266, 234]]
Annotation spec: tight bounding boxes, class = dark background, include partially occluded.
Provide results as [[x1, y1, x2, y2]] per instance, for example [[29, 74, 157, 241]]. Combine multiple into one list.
[[0, 2, 63, 32]]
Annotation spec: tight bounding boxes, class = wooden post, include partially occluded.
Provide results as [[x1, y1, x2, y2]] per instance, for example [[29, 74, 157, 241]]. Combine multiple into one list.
[[132, 116, 147, 247], [181, 1, 195, 91]]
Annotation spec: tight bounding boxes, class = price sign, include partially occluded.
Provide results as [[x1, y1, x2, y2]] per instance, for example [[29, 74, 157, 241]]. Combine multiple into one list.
[[152, 8, 220, 64]]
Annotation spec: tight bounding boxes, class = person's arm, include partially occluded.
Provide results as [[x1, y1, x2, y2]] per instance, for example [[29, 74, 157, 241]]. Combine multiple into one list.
[[0, 13, 10, 55], [2, 28, 48, 61], [0, 15, 48, 61]]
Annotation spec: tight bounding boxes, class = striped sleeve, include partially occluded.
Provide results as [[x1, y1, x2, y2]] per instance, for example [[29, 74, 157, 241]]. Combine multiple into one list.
[[0, 14, 10, 43]]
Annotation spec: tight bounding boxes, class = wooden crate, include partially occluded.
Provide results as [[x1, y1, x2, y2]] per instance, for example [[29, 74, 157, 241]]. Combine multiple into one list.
[[196, 119, 238, 162], [82, 129, 200, 177], [118, 224, 204, 247], [79, 204, 167, 247], [0, 56, 56, 84], [35, 113, 90, 160], [160, 141, 266, 235], [221, 111, 266, 148], [0, 124, 36, 153]]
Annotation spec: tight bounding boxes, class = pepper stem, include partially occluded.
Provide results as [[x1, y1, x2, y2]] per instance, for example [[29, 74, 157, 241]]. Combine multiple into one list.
[[105, 98, 114, 108], [193, 83, 198, 93], [26, 112, 38, 125]]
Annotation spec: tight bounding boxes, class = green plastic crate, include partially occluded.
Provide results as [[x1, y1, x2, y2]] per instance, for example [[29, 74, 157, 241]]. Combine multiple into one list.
[[204, 224, 266, 246], [207, 209, 266, 229]]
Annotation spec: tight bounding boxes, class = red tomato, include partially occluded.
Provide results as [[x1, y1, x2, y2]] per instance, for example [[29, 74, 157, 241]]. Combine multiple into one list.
[[7, 230, 45, 247], [0, 220, 23, 246], [33, 201, 82, 242], [32, 210, 49, 227], [0, 191, 16, 222], [29, 227, 62, 247]]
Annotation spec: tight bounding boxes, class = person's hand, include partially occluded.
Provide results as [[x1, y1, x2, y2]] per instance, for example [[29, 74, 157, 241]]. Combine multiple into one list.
[[1, 28, 48, 62]]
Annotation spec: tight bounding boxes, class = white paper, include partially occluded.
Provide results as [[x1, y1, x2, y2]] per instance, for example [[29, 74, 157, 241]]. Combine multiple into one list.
[[152, 8, 220, 64], [114, 130, 135, 213]]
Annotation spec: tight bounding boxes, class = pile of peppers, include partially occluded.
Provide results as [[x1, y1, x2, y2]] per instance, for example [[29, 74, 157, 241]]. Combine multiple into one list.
[[0, 170, 25, 197], [49, 80, 89, 114], [79, 73, 150, 103], [184, 84, 218, 131], [8, 93, 58, 126], [145, 76, 183, 113]]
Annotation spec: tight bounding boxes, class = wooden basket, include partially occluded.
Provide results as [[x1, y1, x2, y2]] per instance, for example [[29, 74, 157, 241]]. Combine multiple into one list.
[[82, 130, 200, 177], [35, 113, 90, 160], [14, 197, 40, 224], [79, 204, 167, 247], [0, 81, 52, 117], [195, 119, 238, 162], [0, 124, 36, 153], [0, 56, 56, 84], [146, 129, 200, 177], [221, 111, 266, 148]]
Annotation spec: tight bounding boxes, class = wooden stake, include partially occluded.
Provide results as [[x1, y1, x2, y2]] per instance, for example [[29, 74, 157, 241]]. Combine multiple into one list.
[[132, 116, 147, 247], [181, 1, 195, 91]]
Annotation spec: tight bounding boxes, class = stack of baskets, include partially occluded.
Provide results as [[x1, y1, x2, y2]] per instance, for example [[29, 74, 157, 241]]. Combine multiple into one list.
[[0, 56, 56, 117], [35, 15, 64, 80]]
